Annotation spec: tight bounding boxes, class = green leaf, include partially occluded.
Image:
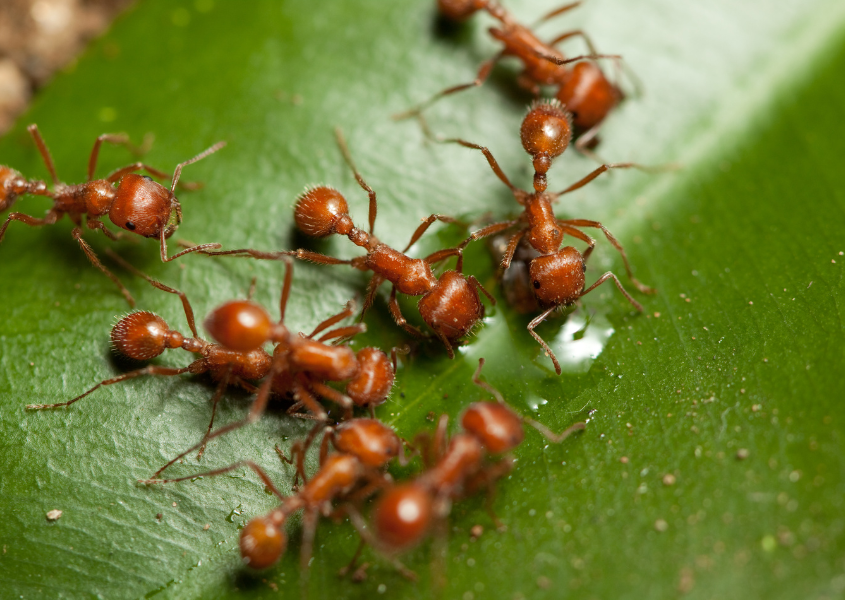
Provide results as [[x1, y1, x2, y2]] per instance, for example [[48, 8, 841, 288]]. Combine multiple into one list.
[[2, 1, 845, 598]]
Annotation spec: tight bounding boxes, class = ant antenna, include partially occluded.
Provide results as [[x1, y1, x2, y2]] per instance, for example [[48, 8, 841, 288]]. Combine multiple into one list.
[[169, 141, 227, 193]]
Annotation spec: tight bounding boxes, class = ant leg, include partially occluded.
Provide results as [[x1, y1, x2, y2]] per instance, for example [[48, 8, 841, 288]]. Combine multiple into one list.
[[556, 162, 665, 196], [246, 277, 257, 301], [530, 0, 582, 27], [338, 539, 367, 579], [401, 214, 461, 253], [334, 128, 379, 236], [87, 218, 125, 241], [0, 209, 60, 242], [423, 247, 462, 266], [26, 124, 59, 185], [141, 460, 286, 501], [393, 51, 504, 121], [361, 275, 386, 319], [535, 52, 622, 67], [300, 509, 320, 586], [580, 271, 644, 312], [159, 228, 221, 263], [168, 141, 227, 192], [317, 324, 367, 343], [309, 380, 354, 420], [87, 133, 134, 181], [196, 372, 231, 461], [471, 358, 505, 403], [26, 364, 193, 410], [500, 228, 527, 270], [547, 29, 598, 55], [432, 414, 450, 462], [279, 256, 293, 322], [308, 300, 355, 339], [528, 306, 562, 375], [105, 162, 170, 184], [343, 505, 418, 581], [387, 286, 426, 338], [291, 378, 329, 422], [557, 223, 596, 263], [72, 227, 136, 306], [468, 275, 496, 306], [439, 138, 521, 196], [458, 220, 519, 252], [559, 219, 656, 294], [105, 248, 200, 336], [432, 328, 455, 360], [523, 419, 586, 443]]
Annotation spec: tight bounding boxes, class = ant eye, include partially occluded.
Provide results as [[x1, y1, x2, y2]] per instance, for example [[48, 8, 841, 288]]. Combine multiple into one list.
[[142, 175, 153, 181], [125, 221, 136, 231], [533, 280, 541, 289]]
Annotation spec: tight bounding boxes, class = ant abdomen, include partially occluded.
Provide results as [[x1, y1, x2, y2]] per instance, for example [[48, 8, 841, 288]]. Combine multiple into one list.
[[461, 402, 524, 454], [373, 483, 433, 552], [418, 270, 483, 341], [240, 515, 287, 570], [528, 247, 586, 307], [109, 173, 173, 237], [111, 311, 183, 361], [0, 166, 46, 211], [346, 348, 394, 407], [437, 0, 482, 21], [332, 418, 400, 468], [294, 186, 354, 237], [203, 300, 274, 353], [556, 62, 622, 131]]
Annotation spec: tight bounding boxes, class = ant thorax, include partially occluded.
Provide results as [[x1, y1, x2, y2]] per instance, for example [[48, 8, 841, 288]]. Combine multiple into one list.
[[522, 193, 564, 255], [366, 245, 437, 296]]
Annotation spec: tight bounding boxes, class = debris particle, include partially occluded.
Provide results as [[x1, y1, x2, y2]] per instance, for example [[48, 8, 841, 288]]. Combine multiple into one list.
[[620, 456, 629, 464], [537, 576, 551, 589], [46, 510, 62, 521], [156, 513, 163, 520], [748, 301, 753, 305], [654, 519, 668, 532], [203, 523, 210, 530], [172, 502, 177, 507], [736, 449, 750, 460], [740, 389, 745, 394], [751, 404, 762, 412], [662, 474, 676, 486], [470, 525, 483, 540], [653, 312, 660, 318]]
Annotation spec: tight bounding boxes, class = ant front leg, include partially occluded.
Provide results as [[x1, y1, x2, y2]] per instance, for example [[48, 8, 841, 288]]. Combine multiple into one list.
[[72, 227, 136, 306], [290, 377, 330, 422], [309, 380, 354, 421], [0, 209, 60, 243], [361, 274, 386, 319], [26, 124, 59, 185], [528, 305, 562, 375], [387, 286, 427, 339], [26, 364, 195, 410], [342, 504, 418, 581], [87, 218, 125, 241], [440, 138, 522, 197], [196, 371, 232, 461], [559, 219, 655, 294], [580, 271, 644, 312], [393, 51, 505, 121], [308, 300, 356, 339], [531, 0, 582, 27], [105, 162, 170, 184], [458, 220, 519, 252], [87, 133, 138, 182], [141, 460, 287, 502]]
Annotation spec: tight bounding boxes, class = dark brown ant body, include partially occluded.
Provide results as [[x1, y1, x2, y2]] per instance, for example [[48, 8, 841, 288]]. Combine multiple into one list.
[[402, 0, 625, 152], [0, 125, 224, 305], [199, 130, 495, 358], [143, 418, 408, 577], [352, 359, 584, 564], [446, 101, 655, 373]]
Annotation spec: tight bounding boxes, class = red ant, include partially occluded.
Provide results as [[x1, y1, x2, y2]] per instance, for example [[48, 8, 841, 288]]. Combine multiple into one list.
[[400, 0, 629, 154], [139, 258, 402, 481], [345, 358, 584, 578], [28, 258, 397, 462], [0, 124, 225, 306], [444, 100, 655, 373], [195, 129, 496, 358], [142, 418, 413, 580]]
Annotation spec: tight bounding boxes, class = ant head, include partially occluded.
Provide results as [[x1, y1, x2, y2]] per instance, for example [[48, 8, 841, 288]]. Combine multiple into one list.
[[374, 483, 433, 552], [239, 515, 287, 570], [111, 311, 183, 360], [204, 300, 276, 353], [294, 186, 353, 237], [437, 0, 482, 20], [418, 271, 483, 342], [333, 418, 401, 468], [529, 247, 586, 307], [109, 174, 174, 238], [461, 402, 524, 454], [556, 62, 622, 131], [346, 347, 394, 407], [521, 100, 572, 165]]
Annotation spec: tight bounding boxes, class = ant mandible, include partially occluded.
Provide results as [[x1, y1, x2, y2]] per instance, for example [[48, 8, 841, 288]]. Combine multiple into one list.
[[197, 129, 496, 358], [444, 100, 656, 373], [0, 124, 225, 306], [142, 418, 413, 580], [346, 358, 584, 575], [400, 0, 628, 155]]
